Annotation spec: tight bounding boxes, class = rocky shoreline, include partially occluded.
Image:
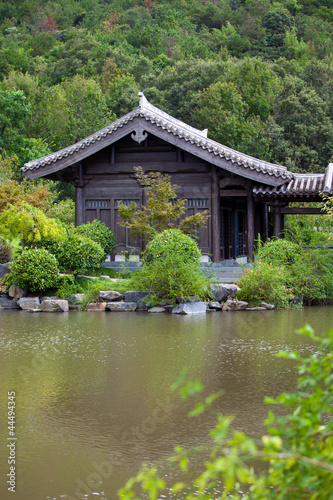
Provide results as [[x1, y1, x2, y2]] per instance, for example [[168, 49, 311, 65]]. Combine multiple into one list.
[[0, 283, 275, 314]]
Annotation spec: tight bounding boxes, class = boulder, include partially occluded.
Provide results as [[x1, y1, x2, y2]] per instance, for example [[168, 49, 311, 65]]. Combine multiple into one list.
[[106, 301, 137, 312], [209, 284, 239, 302], [0, 262, 11, 277], [98, 291, 124, 302], [222, 300, 248, 311], [172, 301, 207, 315], [148, 306, 166, 313], [40, 299, 69, 312], [260, 302, 275, 310], [124, 291, 152, 309], [8, 285, 28, 301], [0, 295, 19, 309], [18, 297, 41, 310], [87, 302, 106, 311], [208, 301, 222, 310], [71, 293, 86, 304]]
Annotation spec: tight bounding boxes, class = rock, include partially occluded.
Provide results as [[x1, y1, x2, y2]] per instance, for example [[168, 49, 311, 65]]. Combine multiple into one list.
[[148, 306, 166, 313], [245, 307, 267, 311], [159, 298, 173, 306], [40, 296, 58, 301], [124, 291, 152, 309], [209, 284, 239, 302], [172, 301, 207, 315], [18, 297, 40, 310], [87, 302, 106, 311], [8, 285, 28, 301], [176, 296, 201, 304], [106, 301, 137, 312], [0, 262, 11, 277], [164, 305, 175, 313], [0, 295, 19, 309], [40, 299, 69, 312], [260, 302, 275, 310], [71, 293, 86, 304], [26, 309, 42, 313], [208, 301, 222, 310], [222, 300, 248, 311], [98, 291, 124, 302], [289, 296, 302, 306]]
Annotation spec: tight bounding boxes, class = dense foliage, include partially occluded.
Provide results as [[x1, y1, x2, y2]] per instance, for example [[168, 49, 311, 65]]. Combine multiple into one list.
[[56, 232, 105, 276], [10, 247, 59, 291], [132, 229, 209, 301], [0, 237, 12, 263], [237, 238, 333, 306], [119, 325, 333, 499], [75, 219, 117, 259], [0, 202, 66, 249], [1, 0, 333, 177]]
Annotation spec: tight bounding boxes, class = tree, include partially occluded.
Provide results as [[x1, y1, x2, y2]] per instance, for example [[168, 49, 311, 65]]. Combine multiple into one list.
[[119, 325, 333, 499], [117, 167, 208, 242], [0, 202, 65, 249], [273, 76, 333, 172]]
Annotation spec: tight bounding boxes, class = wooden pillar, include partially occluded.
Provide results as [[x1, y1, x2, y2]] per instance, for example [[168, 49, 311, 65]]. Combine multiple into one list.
[[211, 166, 221, 263], [274, 202, 282, 238], [263, 203, 269, 241], [247, 191, 254, 261], [75, 186, 84, 226]]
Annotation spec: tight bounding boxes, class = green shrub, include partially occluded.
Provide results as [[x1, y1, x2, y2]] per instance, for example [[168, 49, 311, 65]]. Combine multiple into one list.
[[75, 220, 117, 260], [237, 261, 292, 307], [134, 230, 208, 301], [10, 248, 59, 292], [57, 233, 105, 276], [46, 199, 75, 225], [291, 249, 333, 303], [0, 238, 13, 263], [256, 238, 300, 267], [143, 228, 201, 264]]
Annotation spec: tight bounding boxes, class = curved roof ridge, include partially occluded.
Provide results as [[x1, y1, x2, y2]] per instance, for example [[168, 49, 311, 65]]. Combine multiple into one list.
[[22, 92, 293, 181]]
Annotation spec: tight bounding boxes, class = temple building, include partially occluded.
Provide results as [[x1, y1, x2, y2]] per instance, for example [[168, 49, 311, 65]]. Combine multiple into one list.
[[22, 93, 333, 262]]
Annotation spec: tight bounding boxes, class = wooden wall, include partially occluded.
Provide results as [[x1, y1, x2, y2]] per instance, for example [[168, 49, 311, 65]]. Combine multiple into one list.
[[78, 134, 213, 257]]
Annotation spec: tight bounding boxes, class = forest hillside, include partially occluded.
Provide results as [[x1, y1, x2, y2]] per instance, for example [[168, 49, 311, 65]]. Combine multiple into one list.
[[1, 0, 333, 179]]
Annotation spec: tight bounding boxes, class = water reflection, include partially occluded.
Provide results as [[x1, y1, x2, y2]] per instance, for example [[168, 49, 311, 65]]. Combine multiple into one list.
[[0, 307, 332, 499]]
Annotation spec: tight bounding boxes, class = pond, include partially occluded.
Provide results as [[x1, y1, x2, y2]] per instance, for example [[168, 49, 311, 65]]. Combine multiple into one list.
[[0, 306, 332, 500]]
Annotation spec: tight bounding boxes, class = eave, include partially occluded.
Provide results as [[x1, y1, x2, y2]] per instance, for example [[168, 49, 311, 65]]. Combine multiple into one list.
[[22, 93, 293, 187]]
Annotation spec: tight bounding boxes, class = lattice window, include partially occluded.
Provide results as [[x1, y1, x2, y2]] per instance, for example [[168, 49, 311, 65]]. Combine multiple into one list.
[[85, 199, 111, 208], [185, 198, 209, 207], [114, 199, 141, 208], [170, 198, 209, 207]]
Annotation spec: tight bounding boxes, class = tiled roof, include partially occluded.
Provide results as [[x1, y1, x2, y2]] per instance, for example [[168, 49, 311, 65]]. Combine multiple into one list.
[[253, 164, 333, 197], [22, 92, 292, 181]]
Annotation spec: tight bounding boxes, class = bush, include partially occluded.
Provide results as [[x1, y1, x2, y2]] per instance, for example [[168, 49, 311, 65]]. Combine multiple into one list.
[[143, 229, 202, 264], [10, 248, 59, 292], [256, 238, 300, 267], [134, 229, 209, 301], [237, 261, 292, 307], [46, 199, 75, 225], [57, 233, 105, 276], [75, 220, 117, 260], [0, 238, 13, 263], [291, 249, 333, 303]]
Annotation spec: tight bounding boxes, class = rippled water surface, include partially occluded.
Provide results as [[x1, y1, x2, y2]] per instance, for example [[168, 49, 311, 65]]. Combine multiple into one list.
[[0, 307, 332, 499]]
